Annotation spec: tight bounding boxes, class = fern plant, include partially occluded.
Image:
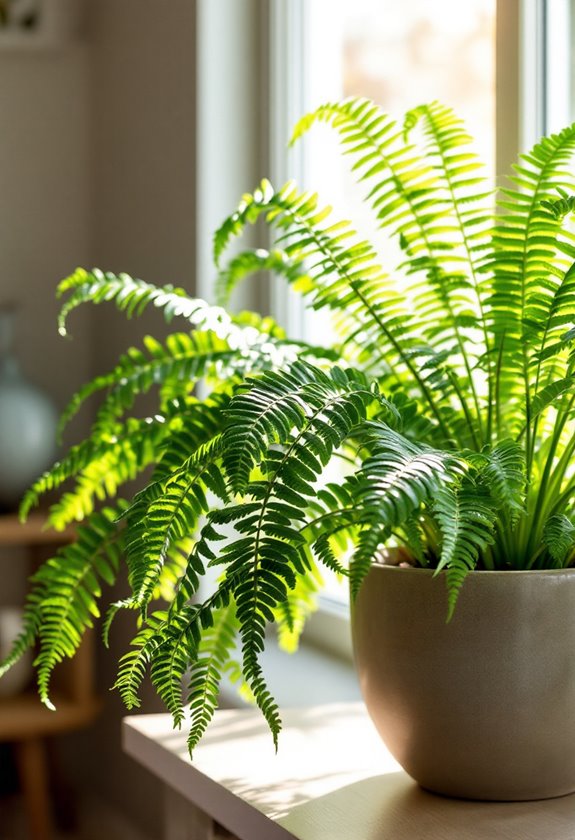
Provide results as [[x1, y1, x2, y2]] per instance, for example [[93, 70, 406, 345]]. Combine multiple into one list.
[[3, 98, 575, 752]]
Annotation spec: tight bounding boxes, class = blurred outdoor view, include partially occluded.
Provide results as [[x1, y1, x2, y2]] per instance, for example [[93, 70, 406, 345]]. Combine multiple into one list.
[[347, 0, 495, 261], [343, 0, 495, 171], [303, 0, 496, 605]]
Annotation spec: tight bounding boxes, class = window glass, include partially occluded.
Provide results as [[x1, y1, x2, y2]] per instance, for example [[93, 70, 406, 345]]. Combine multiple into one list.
[[304, 0, 496, 242], [342, 1, 495, 168], [298, 0, 497, 608]]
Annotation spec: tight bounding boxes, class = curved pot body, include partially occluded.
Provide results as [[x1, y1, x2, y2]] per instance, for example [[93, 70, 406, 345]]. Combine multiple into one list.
[[352, 565, 575, 800]]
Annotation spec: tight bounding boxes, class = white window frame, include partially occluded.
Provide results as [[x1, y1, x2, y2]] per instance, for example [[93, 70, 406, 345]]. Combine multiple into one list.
[[196, 0, 264, 307], [540, 0, 572, 134]]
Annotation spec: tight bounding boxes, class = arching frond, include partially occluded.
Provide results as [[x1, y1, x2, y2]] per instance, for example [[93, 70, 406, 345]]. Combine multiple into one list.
[[434, 484, 497, 619], [23, 505, 125, 706], [349, 524, 389, 600], [187, 601, 240, 751], [215, 247, 308, 306], [543, 513, 575, 566], [291, 98, 439, 250], [57, 325, 301, 437], [356, 423, 461, 526], [58, 268, 281, 339], [485, 125, 575, 435], [222, 360, 384, 493], [480, 439, 526, 521], [130, 440, 227, 612], [8, 98, 575, 759], [215, 179, 471, 445], [113, 618, 162, 710]]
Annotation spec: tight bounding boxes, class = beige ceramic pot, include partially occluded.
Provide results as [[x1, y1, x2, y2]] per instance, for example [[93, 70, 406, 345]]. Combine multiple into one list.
[[352, 563, 575, 801]]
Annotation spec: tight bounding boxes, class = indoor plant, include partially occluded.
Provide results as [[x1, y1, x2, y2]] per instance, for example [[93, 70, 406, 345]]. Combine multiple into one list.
[[3, 99, 575, 798]]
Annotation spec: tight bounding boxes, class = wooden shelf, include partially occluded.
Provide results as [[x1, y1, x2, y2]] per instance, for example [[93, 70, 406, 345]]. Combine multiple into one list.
[[0, 512, 100, 837], [0, 692, 101, 741], [0, 513, 75, 546]]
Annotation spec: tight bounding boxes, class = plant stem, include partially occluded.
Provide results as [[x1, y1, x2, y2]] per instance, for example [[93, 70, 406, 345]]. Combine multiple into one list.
[[525, 392, 575, 558]]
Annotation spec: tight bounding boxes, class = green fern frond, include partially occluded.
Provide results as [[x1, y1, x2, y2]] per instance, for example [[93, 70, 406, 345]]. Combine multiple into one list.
[[486, 124, 575, 433], [403, 101, 492, 258], [357, 423, 462, 526], [531, 258, 575, 393], [312, 531, 350, 577], [187, 601, 240, 752], [480, 439, 526, 521], [434, 484, 497, 619], [241, 646, 282, 750], [215, 179, 473, 445], [543, 513, 575, 565], [214, 181, 412, 359], [223, 361, 382, 494], [32, 504, 126, 706], [403, 102, 493, 428], [149, 605, 202, 728], [291, 98, 439, 248], [529, 373, 575, 422], [57, 268, 192, 335], [182, 365, 386, 743], [38, 416, 169, 529], [215, 247, 308, 306], [292, 100, 489, 385], [400, 515, 429, 565], [132, 445, 227, 611], [541, 190, 575, 220], [349, 524, 389, 600], [0, 586, 46, 681], [58, 327, 292, 437], [58, 268, 280, 341], [22, 396, 228, 530], [113, 621, 161, 709]]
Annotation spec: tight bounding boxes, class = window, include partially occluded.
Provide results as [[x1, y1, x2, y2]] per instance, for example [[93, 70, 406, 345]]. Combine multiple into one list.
[[271, 0, 495, 243], [270, 0, 499, 615], [269, 1, 575, 630], [196, 0, 574, 648]]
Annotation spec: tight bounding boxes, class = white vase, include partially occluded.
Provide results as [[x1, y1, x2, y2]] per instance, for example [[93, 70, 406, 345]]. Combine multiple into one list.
[[0, 304, 57, 510]]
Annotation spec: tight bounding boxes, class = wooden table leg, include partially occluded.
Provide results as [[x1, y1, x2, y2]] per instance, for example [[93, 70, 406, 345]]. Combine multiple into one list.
[[164, 786, 216, 840], [14, 736, 53, 840], [46, 738, 78, 832]]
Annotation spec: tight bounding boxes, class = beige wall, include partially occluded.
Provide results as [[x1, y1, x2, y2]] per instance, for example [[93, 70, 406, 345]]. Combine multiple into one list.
[[88, 0, 197, 376], [0, 40, 93, 679], [80, 2, 197, 836], [1, 2, 197, 836], [0, 47, 92, 431], [1, 1, 271, 832]]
